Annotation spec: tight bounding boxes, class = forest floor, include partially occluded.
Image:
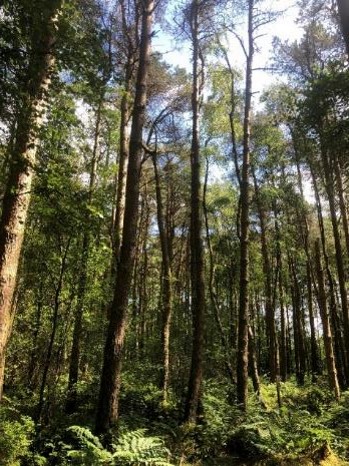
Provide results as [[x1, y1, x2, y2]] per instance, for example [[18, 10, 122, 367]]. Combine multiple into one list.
[[1, 375, 349, 465], [203, 453, 348, 465], [163, 375, 349, 466]]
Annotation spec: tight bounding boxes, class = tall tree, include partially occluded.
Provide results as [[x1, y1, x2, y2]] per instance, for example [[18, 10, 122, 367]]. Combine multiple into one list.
[[95, 0, 155, 435], [252, 166, 277, 382], [112, 0, 139, 261], [0, 0, 63, 399], [314, 238, 340, 400], [236, 0, 254, 410], [183, 0, 212, 423]]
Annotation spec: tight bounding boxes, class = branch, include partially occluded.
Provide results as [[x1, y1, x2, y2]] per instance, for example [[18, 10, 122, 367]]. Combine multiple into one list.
[[231, 30, 248, 59], [142, 142, 156, 155]]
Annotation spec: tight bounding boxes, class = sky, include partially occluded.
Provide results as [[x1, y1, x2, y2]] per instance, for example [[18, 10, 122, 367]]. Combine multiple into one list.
[[152, 0, 318, 200], [153, 0, 304, 95]]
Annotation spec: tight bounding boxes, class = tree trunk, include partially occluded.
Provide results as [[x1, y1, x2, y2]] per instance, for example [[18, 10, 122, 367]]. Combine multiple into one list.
[[314, 239, 341, 400], [337, 0, 349, 58], [184, 0, 206, 423], [321, 146, 349, 378], [279, 275, 287, 382], [334, 154, 349, 259], [138, 190, 150, 356], [37, 238, 70, 422], [275, 209, 287, 382], [293, 147, 321, 379], [311, 164, 348, 387], [152, 153, 173, 404], [0, 1, 62, 400], [307, 263, 322, 380], [289, 259, 306, 385], [112, 62, 132, 262], [66, 101, 102, 413], [203, 158, 235, 383], [248, 325, 260, 397], [95, 0, 153, 436], [28, 289, 43, 388], [237, 0, 254, 411], [252, 168, 276, 382]]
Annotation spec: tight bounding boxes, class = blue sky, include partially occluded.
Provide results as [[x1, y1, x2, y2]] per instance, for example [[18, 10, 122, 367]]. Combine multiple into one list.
[[153, 0, 303, 95]]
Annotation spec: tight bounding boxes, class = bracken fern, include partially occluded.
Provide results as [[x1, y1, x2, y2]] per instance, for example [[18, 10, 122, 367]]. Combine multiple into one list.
[[113, 429, 174, 466]]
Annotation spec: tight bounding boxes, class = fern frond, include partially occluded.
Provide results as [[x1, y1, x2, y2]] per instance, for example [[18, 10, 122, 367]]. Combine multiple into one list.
[[113, 429, 173, 466]]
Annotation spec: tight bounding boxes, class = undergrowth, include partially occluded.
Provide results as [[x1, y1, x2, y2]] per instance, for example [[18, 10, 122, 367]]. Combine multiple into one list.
[[1, 377, 349, 465]]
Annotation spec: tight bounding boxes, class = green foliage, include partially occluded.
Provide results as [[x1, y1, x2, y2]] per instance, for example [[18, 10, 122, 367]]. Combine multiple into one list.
[[113, 429, 173, 466], [170, 381, 239, 463], [196, 381, 239, 458], [120, 376, 165, 423], [324, 392, 349, 458], [45, 426, 173, 466], [65, 426, 113, 465], [227, 424, 272, 460], [0, 403, 35, 466], [36, 381, 349, 465], [3, 2, 349, 466], [225, 381, 341, 463]]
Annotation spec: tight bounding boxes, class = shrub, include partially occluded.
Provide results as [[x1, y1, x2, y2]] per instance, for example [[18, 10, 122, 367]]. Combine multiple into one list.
[[0, 403, 35, 466]]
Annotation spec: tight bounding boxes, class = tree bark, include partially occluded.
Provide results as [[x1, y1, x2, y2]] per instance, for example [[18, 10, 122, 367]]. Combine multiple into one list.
[[311, 163, 348, 387], [0, 1, 62, 400], [334, 154, 349, 259], [252, 168, 276, 382], [275, 209, 287, 382], [112, 63, 132, 262], [314, 239, 340, 400], [95, 0, 154, 436], [321, 145, 349, 377], [248, 325, 260, 397], [152, 153, 173, 404], [237, 0, 254, 411], [337, 0, 349, 58], [289, 259, 306, 385], [184, 0, 206, 423], [307, 263, 322, 380]]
